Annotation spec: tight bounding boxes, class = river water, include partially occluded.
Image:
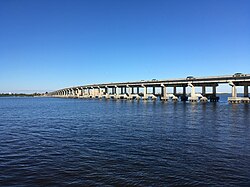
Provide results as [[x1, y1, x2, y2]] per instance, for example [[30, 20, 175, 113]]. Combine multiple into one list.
[[0, 96, 249, 186]]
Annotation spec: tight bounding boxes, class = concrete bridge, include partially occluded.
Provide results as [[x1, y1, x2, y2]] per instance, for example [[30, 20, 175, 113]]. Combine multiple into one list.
[[48, 74, 250, 103]]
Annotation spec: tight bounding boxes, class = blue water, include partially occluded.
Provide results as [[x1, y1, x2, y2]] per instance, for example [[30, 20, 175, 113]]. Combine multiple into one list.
[[0, 96, 250, 186]]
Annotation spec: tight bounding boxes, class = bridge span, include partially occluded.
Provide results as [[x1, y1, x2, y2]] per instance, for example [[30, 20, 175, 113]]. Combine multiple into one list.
[[48, 74, 250, 103]]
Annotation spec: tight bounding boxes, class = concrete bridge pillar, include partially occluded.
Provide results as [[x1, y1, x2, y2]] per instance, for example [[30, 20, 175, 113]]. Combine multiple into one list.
[[229, 82, 237, 98], [137, 87, 140, 94], [181, 86, 188, 101], [244, 85, 249, 97], [142, 85, 148, 100], [82, 88, 86, 96], [76, 88, 81, 97], [209, 85, 219, 102], [173, 86, 177, 95], [126, 85, 132, 99], [74, 89, 77, 97], [188, 83, 196, 98], [228, 81, 242, 103], [111, 87, 114, 94], [87, 88, 89, 96], [212, 85, 216, 96], [80, 87, 84, 96], [131, 87, 134, 94], [183, 86, 186, 96], [202, 86, 206, 96], [97, 86, 101, 98], [71, 89, 74, 96], [115, 86, 119, 95], [242, 85, 250, 103], [86, 88, 89, 96], [161, 84, 167, 101], [105, 86, 108, 94], [90, 87, 94, 98], [152, 87, 156, 95], [188, 83, 198, 102], [104, 86, 110, 99]]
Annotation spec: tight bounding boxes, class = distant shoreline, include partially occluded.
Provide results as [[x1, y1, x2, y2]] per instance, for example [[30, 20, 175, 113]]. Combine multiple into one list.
[[0, 93, 44, 97]]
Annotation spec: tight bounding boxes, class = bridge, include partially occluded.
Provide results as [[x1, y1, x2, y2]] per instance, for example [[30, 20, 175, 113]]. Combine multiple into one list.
[[48, 74, 250, 103]]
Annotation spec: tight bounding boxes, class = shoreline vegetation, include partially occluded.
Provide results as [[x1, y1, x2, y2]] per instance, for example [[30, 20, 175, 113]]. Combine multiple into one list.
[[0, 93, 47, 97]]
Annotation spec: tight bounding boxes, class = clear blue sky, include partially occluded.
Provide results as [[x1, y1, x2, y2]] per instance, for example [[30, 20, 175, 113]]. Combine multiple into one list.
[[0, 0, 249, 93]]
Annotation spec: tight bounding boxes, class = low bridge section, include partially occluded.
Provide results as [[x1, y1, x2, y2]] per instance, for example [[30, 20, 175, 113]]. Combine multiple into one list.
[[48, 74, 250, 103]]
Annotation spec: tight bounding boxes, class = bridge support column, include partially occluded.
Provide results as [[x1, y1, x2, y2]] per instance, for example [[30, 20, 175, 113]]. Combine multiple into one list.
[[152, 87, 155, 95], [69, 89, 72, 97], [86, 88, 90, 98], [135, 87, 141, 100], [127, 85, 133, 100], [181, 86, 188, 101], [104, 86, 110, 99], [152, 86, 157, 100], [173, 86, 177, 95], [76, 88, 80, 98], [228, 82, 241, 103], [172, 86, 178, 102], [142, 85, 148, 100], [137, 87, 140, 94], [188, 83, 198, 102], [80, 88, 83, 97], [90, 87, 95, 98], [244, 86, 249, 97], [97, 86, 102, 99], [71, 89, 75, 98], [161, 84, 168, 101], [200, 85, 208, 102], [231, 85, 237, 98], [242, 85, 250, 103], [209, 85, 219, 102], [131, 87, 134, 94], [202, 86, 206, 96], [213, 85, 216, 96], [114, 86, 119, 99]]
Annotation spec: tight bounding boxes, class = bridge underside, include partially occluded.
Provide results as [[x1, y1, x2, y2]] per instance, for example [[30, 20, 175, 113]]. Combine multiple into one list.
[[48, 74, 250, 103]]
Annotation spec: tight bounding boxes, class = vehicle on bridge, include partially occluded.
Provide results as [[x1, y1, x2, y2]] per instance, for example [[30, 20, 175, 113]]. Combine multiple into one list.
[[186, 76, 195, 80], [233, 72, 246, 77]]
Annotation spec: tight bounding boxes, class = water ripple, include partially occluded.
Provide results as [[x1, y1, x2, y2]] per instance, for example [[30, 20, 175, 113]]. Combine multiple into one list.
[[0, 97, 250, 186]]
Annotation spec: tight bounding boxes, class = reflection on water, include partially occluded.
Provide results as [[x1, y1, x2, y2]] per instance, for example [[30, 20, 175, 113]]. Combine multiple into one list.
[[0, 97, 249, 186]]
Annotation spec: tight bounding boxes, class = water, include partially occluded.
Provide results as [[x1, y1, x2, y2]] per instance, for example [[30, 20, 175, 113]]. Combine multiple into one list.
[[0, 96, 250, 186]]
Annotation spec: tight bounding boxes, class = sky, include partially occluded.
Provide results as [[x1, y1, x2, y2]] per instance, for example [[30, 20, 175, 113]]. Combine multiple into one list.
[[0, 0, 249, 93]]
